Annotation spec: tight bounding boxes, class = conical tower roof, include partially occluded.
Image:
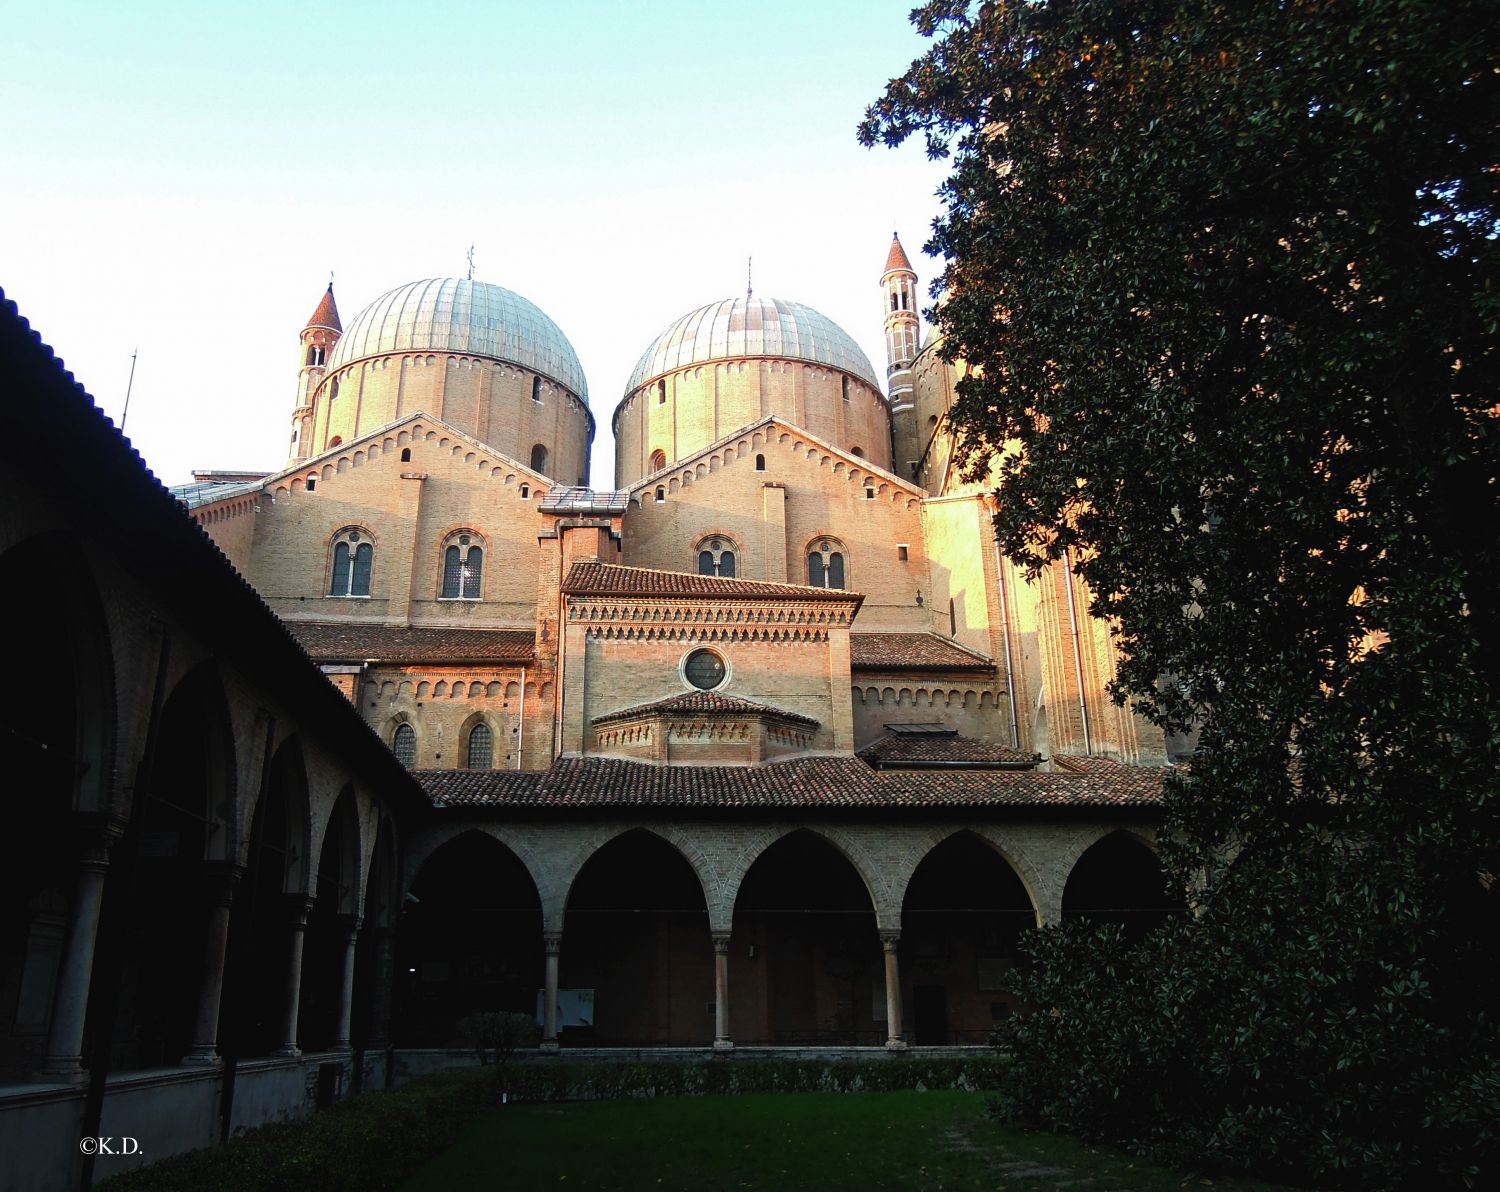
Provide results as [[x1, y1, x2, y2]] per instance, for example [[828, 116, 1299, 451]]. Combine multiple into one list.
[[305, 283, 341, 334], [883, 233, 914, 276]]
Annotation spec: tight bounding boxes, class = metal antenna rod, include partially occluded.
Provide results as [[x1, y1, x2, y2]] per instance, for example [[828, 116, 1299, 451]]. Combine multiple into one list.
[[119, 348, 138, 433]]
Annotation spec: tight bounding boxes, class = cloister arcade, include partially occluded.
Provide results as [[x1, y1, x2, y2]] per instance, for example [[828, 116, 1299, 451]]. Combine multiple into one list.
[[0, 529, 415, 1094], [397, 818, 1182, 1050]]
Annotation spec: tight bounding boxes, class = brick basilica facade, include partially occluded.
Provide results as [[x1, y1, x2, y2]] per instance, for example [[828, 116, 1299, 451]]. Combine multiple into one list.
[[0, 237, 1185, 1187]]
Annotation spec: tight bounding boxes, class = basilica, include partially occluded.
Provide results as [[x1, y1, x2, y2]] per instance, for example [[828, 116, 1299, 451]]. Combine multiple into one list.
[[0, 236, 1184, 1188]]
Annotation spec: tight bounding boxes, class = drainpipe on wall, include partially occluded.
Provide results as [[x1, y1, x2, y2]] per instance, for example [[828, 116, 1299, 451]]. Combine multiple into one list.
[[516, 666, 526, 769], [1062, 547, 1093, 756], [994, 544, 1023, 750]]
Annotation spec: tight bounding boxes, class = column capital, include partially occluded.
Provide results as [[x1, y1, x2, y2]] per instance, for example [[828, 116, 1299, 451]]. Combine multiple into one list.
[[285, 894, 316, 927], [879, 929, 901, 951], [711, 932, 732, 955], [72, 811, 128, 868], [201, 861, 246, 906], [543, 931, 562, 955]]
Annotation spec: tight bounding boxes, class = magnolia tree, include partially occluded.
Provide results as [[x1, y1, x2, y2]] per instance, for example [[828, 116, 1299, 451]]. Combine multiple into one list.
[[862, 1, 1498, 1183]]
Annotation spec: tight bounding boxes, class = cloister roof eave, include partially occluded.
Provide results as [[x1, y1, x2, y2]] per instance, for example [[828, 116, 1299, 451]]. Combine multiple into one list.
[[0, 288, 430, 819]]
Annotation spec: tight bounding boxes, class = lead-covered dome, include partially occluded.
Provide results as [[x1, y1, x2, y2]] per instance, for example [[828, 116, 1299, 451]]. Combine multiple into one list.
[[328, 277, 588, 400], [626, 297, 879, 395]]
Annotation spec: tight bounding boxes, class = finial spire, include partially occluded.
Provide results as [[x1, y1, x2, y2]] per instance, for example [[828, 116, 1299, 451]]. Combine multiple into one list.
[[467, 245, 476, 281], [746, 256, 753, 303]]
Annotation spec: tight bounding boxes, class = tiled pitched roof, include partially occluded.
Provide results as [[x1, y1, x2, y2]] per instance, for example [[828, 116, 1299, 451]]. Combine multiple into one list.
[[883, 233, 914, 275], [286, 622, 534, 664], [858, 733, 1039, 769], [563, 561, 861, 603], [418, 755, 1166, 809], [850, 633, 995, 672], [593, 691, 818, 727], [306, 283, 341, 333]]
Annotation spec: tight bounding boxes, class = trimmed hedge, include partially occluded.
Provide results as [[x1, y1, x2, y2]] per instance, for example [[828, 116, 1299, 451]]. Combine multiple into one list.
[[98, 1066, 494, 1192], [98, 1057, 1006, 1191], [496, 1056, 1009, 1102]]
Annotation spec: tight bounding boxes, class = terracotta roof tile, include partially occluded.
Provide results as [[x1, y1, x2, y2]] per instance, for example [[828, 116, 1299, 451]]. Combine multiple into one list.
[[850, 633, 995, 672], [883, 233, 914, 275], [306, 284, 341, 333], [563, 561, 861, 603], [593, 690, 818, 727], [286, 622, 534, 664], [417, 755, 1165, 809], [859, 733, 1039, 769]]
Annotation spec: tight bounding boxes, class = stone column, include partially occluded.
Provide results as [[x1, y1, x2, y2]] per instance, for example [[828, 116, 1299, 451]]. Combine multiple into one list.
[[540, 931, 561, 1053], [711, 933, 733, 1053], [881, 931, 907, 1051], [276, 897, 315, 1056], [332, 914, 363, 1051], [184, 862, 244, 1064], [42, 819, 123, 1080], [364, 926, 396, 1048]]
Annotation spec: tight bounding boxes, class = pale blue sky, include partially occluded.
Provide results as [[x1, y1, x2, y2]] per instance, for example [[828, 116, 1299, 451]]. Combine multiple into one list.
[[1, 1, 950, 484]]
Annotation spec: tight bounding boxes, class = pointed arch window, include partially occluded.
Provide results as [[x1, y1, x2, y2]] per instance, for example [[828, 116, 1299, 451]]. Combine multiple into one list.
[[695, 537, 736, 577], [440, 531, 484, 600], [306, 344, 325, 367], [392, 723, 416, 768], [649, 449, 667, 473], [466, 722, 493, 769], [329, 528, 373, 597], [806, 537, 847, 589]]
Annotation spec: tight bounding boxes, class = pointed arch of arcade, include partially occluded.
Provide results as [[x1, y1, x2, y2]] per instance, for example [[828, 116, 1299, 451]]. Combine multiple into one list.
[[713, 825, 893, 932], [0, 533, 119, 1083], [727, 829, 884, 1047], [899, 831, 1040, 1045], [395, 827, 544, 1046], [111, 659, 239, 1070], [1062, 829, 1186, 943], [558, 828, 713, 1047]]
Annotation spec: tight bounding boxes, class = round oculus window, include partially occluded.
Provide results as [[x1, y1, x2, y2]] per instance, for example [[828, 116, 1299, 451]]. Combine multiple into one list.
[[683, 649, 726, 691]]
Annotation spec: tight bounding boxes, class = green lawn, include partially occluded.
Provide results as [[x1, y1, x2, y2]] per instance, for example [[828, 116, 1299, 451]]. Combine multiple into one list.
[[401, 1090, 1298, 1191]]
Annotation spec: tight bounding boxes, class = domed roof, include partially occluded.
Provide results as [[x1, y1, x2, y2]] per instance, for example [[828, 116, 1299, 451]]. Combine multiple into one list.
[[326, 278, 587, 400], [626, 297, 880, 395]]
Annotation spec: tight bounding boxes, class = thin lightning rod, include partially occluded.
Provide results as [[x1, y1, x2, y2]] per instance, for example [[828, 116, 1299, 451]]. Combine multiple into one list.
[[119, 348, 139, 434]]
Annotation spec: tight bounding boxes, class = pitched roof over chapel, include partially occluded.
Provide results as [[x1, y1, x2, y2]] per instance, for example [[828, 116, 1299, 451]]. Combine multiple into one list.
[[562, 560, 864, 605]]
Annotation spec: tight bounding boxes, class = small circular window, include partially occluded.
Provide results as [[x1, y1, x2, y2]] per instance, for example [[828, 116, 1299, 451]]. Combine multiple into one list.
[[683, 648, 726, 691]]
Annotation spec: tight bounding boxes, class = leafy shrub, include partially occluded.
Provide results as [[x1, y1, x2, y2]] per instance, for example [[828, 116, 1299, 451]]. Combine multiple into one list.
[[990, 850, 1500, 1188], [455, 1011, 539, 1065]]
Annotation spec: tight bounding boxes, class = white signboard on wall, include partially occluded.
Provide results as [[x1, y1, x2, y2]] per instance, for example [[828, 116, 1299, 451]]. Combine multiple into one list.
[[536, 988, 595, 1028]]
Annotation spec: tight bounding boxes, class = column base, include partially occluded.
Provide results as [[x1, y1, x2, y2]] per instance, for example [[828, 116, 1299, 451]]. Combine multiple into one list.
[[539, 1040, 560, 1054], [884, 1038, 909, 1052], [39, 1058, 88, 1084], [273, 1045, 302, 1058], [182, 1048, 223, 1066], [712, 1039, 735, 1055]]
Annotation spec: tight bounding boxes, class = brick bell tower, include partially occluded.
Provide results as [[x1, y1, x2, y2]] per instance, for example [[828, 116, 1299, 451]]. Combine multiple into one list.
[[289, 281, 341, 464], [882, 232, 922, 479]]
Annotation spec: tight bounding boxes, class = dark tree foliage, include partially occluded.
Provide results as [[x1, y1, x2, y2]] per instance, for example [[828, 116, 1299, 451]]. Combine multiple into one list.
[[863, 1, 1499, 1184]]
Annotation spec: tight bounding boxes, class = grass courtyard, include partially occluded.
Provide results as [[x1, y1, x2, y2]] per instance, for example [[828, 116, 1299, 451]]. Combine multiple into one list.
[[401, 1090, 1299, 1191]]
